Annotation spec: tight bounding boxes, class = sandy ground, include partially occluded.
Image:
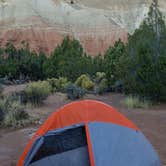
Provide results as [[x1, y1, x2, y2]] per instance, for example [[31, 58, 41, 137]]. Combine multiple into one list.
[[2, 84, 27, 96], [0, 92, 165, 166]]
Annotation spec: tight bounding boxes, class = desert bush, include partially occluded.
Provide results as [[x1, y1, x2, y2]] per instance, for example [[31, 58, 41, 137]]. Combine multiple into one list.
[[24, 81, 51, 106], [0, 99, 5, 122], [47, 77, 69, 92], [75, 74, 94, 90], [0, 97, 10, 123], [123, 96, 151, 109], [0, 97, 30, 128], [0, 77, 13, 85], [0, 109, 4, 122], [94, 72, 108, 94], [55, 77, 69, 92], [95, 78, 108, 94], [47, 78, 57, 92], [111, 80, 123, 92], [0, 85, 3, 97], [3, 101, 29, 127], [95, 72, 106, 83], [66, 83, 85, 100]]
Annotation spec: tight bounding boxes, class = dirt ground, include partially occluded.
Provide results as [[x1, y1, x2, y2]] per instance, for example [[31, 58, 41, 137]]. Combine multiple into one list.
[[0, 92, 165, 166]]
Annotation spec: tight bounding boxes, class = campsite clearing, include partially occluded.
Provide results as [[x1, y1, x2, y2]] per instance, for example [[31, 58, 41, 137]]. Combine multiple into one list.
[[0, 92, 165, 166]]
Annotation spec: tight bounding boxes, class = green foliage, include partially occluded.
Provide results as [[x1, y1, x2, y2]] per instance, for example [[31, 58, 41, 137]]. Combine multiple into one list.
[[0, 9, 165, 103], [0, 85, 3, 97], [47, 77, 69, 92], [0, 99, 5, 122], [46, 37, 104, 81], [92, 55, 105, 75], [24, 81, 51, 106], [95, 72, 106, 83], [95, 78, 108, 94], [0, 43, 47, 81], [75, 74, 94, 90], [43, 58, 56, 79], [118, 1, 166, 101], [3, 101, 29, 127], [94, 72, 108, 94], [0, 37, 104, 83], [123, 96, 151, 109], [94, 80, 106, 95], [0, 97, 30, 128], [48, 37, 85, 80], [66, 83, 86, 100], [46, 78, 57, 92], [55, 77, 69, 92], [104, 40, 126, 87]]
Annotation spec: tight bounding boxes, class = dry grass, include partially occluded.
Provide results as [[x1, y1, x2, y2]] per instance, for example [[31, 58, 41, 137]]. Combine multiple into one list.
[[123, 96, 151, 109]]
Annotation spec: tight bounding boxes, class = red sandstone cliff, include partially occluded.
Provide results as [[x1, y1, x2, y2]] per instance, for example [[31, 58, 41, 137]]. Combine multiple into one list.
[[0, 0, 165, 56]]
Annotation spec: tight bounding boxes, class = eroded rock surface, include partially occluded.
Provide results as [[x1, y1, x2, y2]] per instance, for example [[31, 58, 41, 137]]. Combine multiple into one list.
[[0, 0, 165, 55]]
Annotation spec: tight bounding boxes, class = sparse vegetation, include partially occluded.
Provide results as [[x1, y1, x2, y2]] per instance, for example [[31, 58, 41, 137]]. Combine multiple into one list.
[[0, 97, 31, 128], [47, 77, 69, 93], [75, 74, 94, 90], [0, 84, 3, 97], [66, 83, 86, 100], [0, 100, 5, 122], [94, 72, 108, 94], [95, 78, 108, 94], [23, 81, 51, 106], [123, 96, 151, 109], [46, 78, 57, 93], [95, 72, 106, 83]]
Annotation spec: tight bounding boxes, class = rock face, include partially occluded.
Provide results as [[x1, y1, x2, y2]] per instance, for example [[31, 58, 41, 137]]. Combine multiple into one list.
[[0, 0, 165, 55]]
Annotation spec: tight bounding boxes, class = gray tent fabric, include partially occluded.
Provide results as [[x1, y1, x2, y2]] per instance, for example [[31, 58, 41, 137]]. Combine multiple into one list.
[[24, 137, 44, 166], [29, 146, 90, 166], [30, 126, 87, 163], [25, 125, 90, 166]]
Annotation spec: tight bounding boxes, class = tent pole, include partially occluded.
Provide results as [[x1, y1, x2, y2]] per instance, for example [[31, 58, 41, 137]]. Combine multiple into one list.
[[85, 124, 95, 166]]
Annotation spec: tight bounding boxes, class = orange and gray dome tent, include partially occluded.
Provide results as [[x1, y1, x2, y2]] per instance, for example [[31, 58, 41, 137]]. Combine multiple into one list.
[[18, 100, 161, 166]]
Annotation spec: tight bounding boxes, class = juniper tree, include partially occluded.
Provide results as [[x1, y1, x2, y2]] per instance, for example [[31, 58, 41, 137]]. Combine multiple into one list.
[[118, 0, 166, 101]]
